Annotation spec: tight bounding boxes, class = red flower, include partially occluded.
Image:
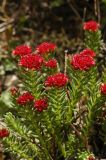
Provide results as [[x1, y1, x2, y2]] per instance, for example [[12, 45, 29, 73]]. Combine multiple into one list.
[[83, 20, 100, 32], [17, 92, 34, 105], [0, 128, 10, 138], [87, 155, 95, 160], [36, 42, 56, 54], [44, 59, 57, 68], [71, 54, 95, 70], [34, 98, 48, 112], [80, 49, 96, 57], [12, 45, 32, 56], [19, 54, 44, 70], [45, 73, 68, 87], [10, 87, 18, 95], [100, 83, 106, 95]]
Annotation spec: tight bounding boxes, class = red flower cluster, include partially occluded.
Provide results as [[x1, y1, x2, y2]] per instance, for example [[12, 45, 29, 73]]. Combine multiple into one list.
[[10, 87, 18, 95], [80, 49, 96, 57], [83, 20, 100, 32], [12, 45, 32, 56], [0, 128, 10, 138], [17, 92, 34, 105], [44, 59, 57, 68], [45, 73, 68, 87], [71, 53, 95, 71], [19, 54, 44, 70], [100, 83, 106, 95], [34, 98, 48, 112], [36, 42, 56, 54]]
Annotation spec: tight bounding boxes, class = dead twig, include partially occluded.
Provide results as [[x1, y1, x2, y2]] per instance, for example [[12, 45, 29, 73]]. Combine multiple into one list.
[[70, 124, 82, 139], [0, 19, 14, 33], [94, 0, 101, 23], [67, 0, 82, 22]]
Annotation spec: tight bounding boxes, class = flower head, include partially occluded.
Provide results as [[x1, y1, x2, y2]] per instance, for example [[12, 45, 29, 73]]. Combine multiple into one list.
[[44, 59, 57, 68], [83, 20, 100, 32], [0, 128, 10, 138], [100, 83, 106, 95], [71, 54, 95, 70], [87, 155, 95, 160], [36, 42, 56, 54], [19, 54, 44, 70], [80, 49, 96, 57], [34, 98, 48, 112], [10, 87, 18, 96], [12, 45, 32, 56], [45, 73, 68, 87], [17, 92, 34, 105]]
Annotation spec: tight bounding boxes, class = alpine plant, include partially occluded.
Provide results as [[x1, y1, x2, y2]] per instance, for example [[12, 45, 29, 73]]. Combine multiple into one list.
[[1, 20, 106, 160]]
